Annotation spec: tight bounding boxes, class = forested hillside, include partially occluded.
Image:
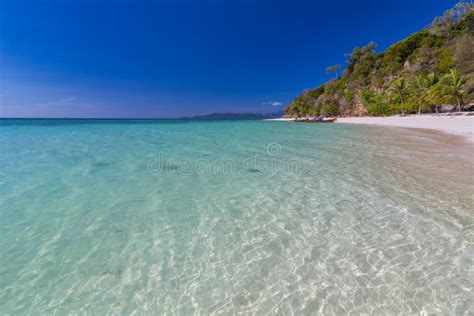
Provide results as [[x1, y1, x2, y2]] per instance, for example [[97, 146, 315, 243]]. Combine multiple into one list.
[[286, 2, 474, 117]]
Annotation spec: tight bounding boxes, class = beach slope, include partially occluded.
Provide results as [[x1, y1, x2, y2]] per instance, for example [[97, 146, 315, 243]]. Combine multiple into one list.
[[337, 115, 474, 142]]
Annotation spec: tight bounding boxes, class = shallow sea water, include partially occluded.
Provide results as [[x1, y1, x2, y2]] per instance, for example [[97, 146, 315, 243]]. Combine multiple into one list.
[[0, 119, 473, 314]]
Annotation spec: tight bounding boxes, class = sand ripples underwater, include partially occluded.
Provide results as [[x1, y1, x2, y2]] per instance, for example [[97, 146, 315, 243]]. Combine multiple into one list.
[[0, 119, 473, 314]]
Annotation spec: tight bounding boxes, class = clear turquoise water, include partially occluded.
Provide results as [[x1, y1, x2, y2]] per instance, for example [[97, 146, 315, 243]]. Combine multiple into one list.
[[0, 119, 472, 314]]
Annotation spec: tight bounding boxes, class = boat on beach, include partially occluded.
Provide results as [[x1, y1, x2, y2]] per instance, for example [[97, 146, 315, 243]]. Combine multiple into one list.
[[294, 117, 337, 123]]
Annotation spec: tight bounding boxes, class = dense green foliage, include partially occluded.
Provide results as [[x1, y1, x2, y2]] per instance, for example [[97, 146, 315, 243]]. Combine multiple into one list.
[[286, 2, 474, 117]]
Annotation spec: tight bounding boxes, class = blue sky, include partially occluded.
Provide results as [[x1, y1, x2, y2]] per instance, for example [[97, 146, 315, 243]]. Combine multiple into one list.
[[0, 0, 459, 118]]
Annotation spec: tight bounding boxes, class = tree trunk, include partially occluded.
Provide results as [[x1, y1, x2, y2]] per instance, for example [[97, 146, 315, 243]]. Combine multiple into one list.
[[400, 94, 405, 116], [456, 96, 461, 112]]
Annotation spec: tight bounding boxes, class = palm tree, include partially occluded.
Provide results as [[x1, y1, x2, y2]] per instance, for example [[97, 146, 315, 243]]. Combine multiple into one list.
[[325, 64, 342, 79], [443, 69, 466, 112], [413, 73, 439, 114], [425, 73, 441, 113], [389, 77, 410, 115], [413, 75, 427, 115]]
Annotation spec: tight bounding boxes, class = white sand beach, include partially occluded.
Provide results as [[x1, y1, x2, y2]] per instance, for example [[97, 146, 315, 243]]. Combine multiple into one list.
[[336, 115, 474, 142], [265, 115, 474, 141]]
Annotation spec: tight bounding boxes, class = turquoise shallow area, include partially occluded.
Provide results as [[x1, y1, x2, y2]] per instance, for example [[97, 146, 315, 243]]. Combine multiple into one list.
[[0, 119, 472, 314]]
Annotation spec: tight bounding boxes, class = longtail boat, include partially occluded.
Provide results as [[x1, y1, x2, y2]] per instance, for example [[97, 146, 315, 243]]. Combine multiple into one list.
[[294, 118, 337, 123]]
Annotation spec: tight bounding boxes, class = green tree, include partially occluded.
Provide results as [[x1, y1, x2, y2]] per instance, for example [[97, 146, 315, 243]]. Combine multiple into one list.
[[429, 2, 473, 37], [442, 69, 466, 111], [411, 73, 440, 114], [325, 64, 342, 79], [320, 101, 339, 116], [426, 73, 443, 113], [411, 75, 427, 115], [362, 89, 393, 116], [344, 42, 377, 82], [388, 77, 410, 115], [453, 34, 474, 74]]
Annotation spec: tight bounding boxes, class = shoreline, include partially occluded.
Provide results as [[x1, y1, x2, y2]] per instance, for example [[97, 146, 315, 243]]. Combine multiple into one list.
[[266, 115, 474, 142], [337, 115, 474, 143]]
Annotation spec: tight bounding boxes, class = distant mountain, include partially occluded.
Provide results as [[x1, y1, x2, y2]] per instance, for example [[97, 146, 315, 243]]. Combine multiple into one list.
[[186, 111, 284, 120], [262, 110, 285, 119]]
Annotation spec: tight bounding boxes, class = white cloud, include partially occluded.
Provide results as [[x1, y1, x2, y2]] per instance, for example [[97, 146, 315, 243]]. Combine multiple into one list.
[[263, 101, 283, 106], [34, 97, 92, 109], [59, 97, 76, 102]]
